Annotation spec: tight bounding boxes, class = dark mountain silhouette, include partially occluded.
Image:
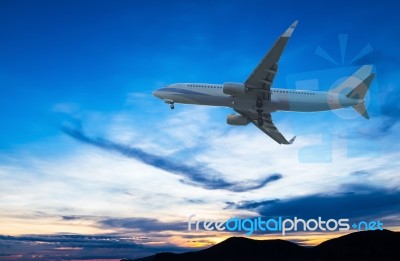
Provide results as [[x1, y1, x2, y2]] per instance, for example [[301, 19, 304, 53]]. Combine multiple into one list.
[[122, 230, 400, 261], [314, 229, 399, 260]]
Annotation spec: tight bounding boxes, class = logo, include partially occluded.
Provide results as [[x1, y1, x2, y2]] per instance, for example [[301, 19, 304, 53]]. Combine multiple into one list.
[[188, 215, 383, 236]]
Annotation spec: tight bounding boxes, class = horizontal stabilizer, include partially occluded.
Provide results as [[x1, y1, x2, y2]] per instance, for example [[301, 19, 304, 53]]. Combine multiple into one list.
[[352, 103, 370, 119]]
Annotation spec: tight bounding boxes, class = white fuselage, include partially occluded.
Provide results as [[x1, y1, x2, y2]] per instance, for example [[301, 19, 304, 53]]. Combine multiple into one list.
[[152, 20, 373, 144], [153, 83, 359, 113]]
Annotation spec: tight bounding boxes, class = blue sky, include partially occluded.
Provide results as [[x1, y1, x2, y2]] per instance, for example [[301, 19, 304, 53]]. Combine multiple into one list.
[[1, 0, 400, 260]]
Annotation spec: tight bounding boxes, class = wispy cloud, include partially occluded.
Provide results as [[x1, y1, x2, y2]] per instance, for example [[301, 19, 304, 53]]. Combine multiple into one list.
[[98, 217, 186, 232], [0, 234, 188, 260], [61, 123, 282, 192], [228, 183, 400, 226]]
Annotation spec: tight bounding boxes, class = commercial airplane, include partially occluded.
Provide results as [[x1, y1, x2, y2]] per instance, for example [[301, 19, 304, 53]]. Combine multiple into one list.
[[153, 21, 375, 145]]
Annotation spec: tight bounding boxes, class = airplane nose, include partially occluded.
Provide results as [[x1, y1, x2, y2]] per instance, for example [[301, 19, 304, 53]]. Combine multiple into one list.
[[152, 90, 160, 98]]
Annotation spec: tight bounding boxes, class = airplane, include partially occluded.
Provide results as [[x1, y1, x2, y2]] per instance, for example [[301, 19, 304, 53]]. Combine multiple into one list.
[[153, 21, 375, 145]]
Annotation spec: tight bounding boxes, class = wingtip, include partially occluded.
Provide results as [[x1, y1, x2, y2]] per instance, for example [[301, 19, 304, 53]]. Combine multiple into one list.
[[289, 136, 297, 144], [282, 20, 298, 38]]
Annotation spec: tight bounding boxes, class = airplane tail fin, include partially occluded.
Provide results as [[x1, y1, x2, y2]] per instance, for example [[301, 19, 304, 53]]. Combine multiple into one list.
[[346, 73, 375, 100], [330, 65, 375, 119], [330, 65, 373, 95], [347, 72, 375, 119]]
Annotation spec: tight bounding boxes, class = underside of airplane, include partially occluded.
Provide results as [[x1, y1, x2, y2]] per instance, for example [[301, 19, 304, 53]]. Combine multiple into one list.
[[153, 21, 375, 145]]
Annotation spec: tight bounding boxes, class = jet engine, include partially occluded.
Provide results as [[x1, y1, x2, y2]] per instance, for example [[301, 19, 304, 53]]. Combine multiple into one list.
[[223, 82, 247, 95], [227, 114, 249, 126]]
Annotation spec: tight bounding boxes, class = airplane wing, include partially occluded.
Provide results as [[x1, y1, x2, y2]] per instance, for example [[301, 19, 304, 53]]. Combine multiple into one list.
[[235, 109, 296, 145], [245, 20, 298, 94]]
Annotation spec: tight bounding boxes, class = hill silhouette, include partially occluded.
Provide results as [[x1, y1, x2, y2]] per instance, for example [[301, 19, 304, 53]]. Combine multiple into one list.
[[122, 230, 399, 261]]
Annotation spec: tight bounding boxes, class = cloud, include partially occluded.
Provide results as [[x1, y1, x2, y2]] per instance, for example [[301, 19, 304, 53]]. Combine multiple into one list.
[[61, 123, 282, 192], [98, 217, 186, 232], [229, 183, 400, 226], [0, 234, 137, 248], [350, 170, 372, 176], [0, 234, 188, 261]]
